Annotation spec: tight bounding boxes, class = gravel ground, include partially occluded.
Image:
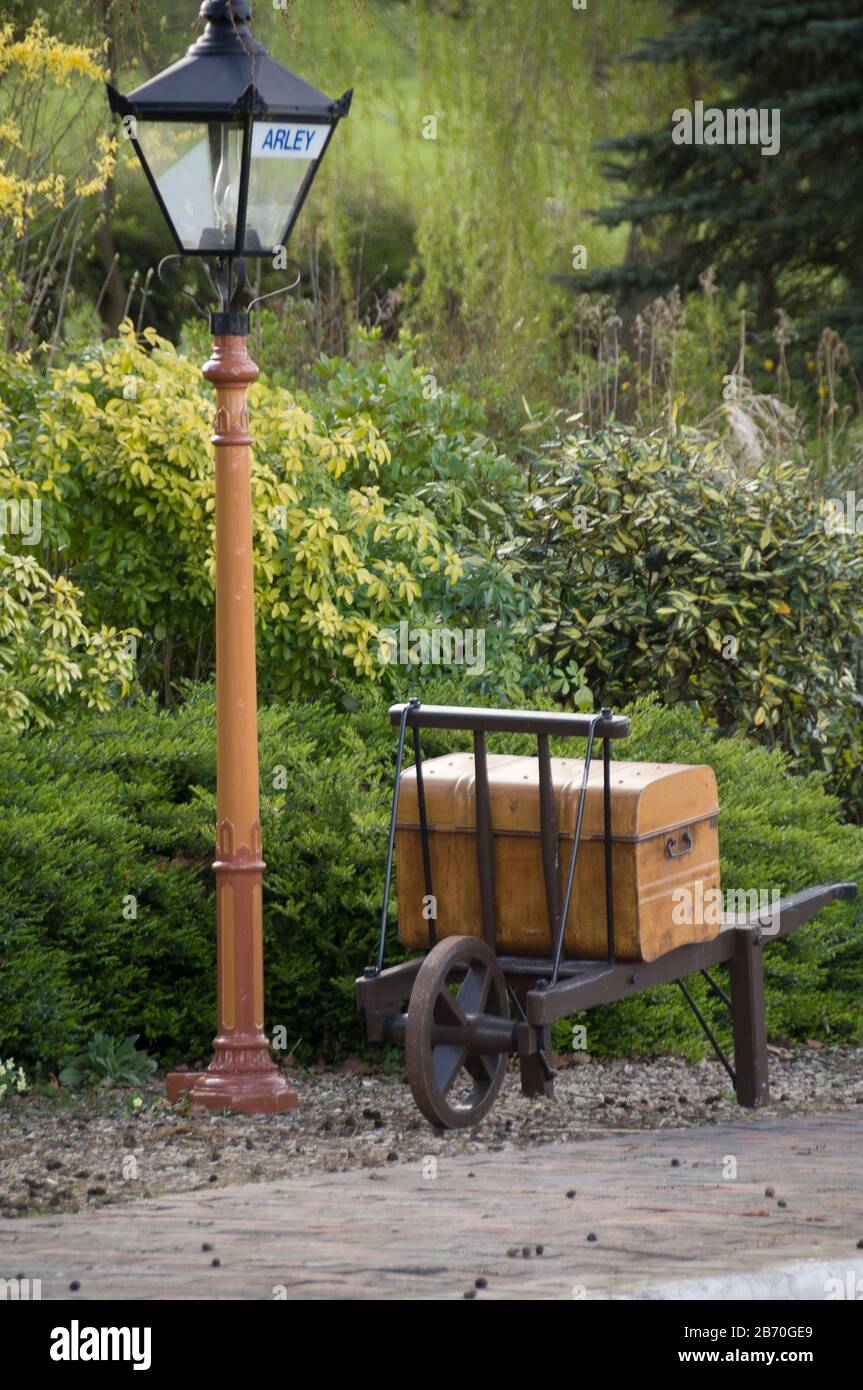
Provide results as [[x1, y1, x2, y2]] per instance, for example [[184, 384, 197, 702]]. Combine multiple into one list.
[[1, 1045, 862, 1218]]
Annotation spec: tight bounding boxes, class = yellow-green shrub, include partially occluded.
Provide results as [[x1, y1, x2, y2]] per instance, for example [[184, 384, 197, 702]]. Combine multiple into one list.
[[0, 400, 136, 729], [0, 542, 136, 731], [1, 324, 465, 699]]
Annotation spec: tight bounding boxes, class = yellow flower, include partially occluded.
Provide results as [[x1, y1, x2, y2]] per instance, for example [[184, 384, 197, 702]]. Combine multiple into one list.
[[0, 118, 22, 147], [0, 19, 103, 85], [763, 358, 774, 371], [0, 21, 109, 237]]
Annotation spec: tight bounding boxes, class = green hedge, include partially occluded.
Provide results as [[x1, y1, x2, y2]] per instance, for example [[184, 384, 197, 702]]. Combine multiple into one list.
[[0, 680, 860, 1073]]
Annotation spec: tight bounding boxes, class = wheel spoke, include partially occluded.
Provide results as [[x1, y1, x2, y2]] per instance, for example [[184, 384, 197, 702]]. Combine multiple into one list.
[[434, 989, 466, 1029], [465, 1052, 497, 1088], [433, 1043, 466, 1095], [457, 962, 490, 1015]]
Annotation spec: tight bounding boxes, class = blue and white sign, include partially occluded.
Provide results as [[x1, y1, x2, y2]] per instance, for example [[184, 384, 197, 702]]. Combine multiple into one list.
[[251, 123, 328, 160]]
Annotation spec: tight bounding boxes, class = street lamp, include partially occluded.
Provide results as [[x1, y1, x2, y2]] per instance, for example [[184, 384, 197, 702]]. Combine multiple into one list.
[[107, 0, 351, 1114]]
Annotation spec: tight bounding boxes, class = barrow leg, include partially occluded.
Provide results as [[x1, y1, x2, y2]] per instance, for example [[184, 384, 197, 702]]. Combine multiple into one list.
[[512, 985, 554, 1098], [519, 1037, 555, 1099], [730, 929, 769, 1107]]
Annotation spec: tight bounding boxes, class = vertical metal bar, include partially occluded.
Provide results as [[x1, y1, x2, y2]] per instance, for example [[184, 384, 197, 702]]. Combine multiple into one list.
[[602, 708, 616, 964], [373, 699, 417, 975], [537, 733, 561, 948], [413, 727, 436, 948], [552, 714, 601, 985], [233, 115, 254, 258], [730, 928, 770, 1107], [473, 730, 497, 949]]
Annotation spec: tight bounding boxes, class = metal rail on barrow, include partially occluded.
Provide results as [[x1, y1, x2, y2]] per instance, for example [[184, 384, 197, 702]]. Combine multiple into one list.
[[369, 699, 630, 976]]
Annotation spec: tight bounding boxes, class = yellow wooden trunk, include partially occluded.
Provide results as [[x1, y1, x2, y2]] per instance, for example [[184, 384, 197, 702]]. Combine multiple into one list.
[[396, 753, 721, 962]]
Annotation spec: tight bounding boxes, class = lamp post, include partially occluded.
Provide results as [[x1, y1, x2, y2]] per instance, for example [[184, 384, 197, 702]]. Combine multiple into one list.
[[107, 0, 351, 1113]]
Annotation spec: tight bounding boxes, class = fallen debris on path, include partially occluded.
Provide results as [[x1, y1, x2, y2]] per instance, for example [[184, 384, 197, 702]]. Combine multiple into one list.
[[1, 1046, 861, 1217]]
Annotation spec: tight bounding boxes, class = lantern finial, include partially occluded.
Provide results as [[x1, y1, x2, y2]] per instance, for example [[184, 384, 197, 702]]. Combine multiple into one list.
[[192, 1, 261, 56], [199, 0, 253, 21]]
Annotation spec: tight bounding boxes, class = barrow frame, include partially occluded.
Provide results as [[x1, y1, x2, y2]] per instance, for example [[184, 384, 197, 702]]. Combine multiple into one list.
[[356, 701, 856, 1125]]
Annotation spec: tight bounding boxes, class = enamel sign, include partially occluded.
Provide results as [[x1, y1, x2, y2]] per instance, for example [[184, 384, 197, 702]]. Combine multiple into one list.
[[252, 123, 329, 160]]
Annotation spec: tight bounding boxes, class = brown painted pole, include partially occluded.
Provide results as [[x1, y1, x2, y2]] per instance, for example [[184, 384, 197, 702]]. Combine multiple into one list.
[[167, 332, 297, 1114]]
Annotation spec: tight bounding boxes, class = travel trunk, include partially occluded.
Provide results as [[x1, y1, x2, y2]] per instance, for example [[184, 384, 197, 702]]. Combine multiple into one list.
[[396, 753, 721, 962]]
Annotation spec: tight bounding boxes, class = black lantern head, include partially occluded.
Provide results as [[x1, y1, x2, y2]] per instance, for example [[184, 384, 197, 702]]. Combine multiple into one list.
[[107, 0, 351, 260]]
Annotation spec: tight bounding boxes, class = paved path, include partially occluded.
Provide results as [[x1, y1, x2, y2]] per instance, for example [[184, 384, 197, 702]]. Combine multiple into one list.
[[2, 1114, 862, 1300]]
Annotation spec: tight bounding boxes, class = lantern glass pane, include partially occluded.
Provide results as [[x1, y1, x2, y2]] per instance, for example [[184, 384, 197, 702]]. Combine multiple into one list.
[[135, 121, 243, 252], [245, 121, 329, 252]]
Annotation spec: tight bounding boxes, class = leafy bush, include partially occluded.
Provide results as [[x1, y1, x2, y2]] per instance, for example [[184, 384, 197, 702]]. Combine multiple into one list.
[[314, 329, 521, 518], [58, 1032, 157, 1088], [309, 330, 534, 696], [0, 405, 136, 729], [517, 424, 863, 815], [0, 1057, 26, 1100], [0, 542, 136, 731], [0, 681, 859, 1075], [0, 325, 468, 700]]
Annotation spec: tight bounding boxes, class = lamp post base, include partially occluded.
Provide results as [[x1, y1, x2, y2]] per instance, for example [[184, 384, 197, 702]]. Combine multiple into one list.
[[166, 1063, 299, 1114]]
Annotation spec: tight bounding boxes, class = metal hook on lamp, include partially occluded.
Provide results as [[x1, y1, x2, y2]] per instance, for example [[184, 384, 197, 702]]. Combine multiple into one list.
[[247, 258, 302, 313], [156, 256, 210, 320]]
